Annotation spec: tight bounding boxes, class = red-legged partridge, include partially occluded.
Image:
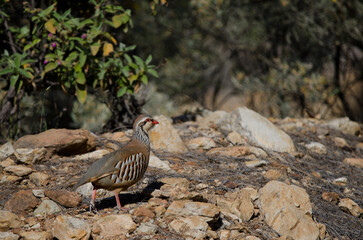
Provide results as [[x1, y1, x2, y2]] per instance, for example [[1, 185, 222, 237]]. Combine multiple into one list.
[[72, 115, 159, 210]]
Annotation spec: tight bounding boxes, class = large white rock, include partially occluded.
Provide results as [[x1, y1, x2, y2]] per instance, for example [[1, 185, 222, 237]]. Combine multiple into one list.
[[259, 181, 320, 240], [218, 107, 295, 153], [149, 115, 188, 153]]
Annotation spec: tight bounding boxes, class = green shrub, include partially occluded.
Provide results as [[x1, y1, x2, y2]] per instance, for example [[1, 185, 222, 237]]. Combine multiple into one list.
[[0, 0, 158, 138]]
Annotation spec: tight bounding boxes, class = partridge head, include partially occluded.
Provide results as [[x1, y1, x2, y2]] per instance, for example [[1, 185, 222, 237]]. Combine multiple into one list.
[[72, 114, 159, 211]]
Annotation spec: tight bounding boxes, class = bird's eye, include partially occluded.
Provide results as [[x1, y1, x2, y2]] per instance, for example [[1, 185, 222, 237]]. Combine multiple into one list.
[[146, 118, 151, 122]]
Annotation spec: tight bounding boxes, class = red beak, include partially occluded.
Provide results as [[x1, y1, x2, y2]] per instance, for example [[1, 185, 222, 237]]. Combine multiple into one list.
[[152, 120, 159, 124]]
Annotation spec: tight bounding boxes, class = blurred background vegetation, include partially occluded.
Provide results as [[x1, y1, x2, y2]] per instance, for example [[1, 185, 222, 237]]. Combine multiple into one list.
[[1, 0, 362, 140]]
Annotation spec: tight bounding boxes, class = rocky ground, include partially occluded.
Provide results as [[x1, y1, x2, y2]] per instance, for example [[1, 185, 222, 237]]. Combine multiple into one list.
[[0, 107, 362, 240]]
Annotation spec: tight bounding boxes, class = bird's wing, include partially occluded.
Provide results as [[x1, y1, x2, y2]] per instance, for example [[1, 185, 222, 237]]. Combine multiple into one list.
[[71, 145, 148, 190]]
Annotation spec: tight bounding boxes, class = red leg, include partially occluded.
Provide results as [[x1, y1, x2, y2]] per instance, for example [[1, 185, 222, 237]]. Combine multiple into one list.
[[90, 189, 97, 212], [114, 191, 123, 210], [92, 189, 97, 206]]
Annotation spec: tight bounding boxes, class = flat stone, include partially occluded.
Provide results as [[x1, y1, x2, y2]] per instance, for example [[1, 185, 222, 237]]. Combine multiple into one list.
[[44, 189, 82, 208], [33, 200, 62, 217], [4, 165, 33, 177], [19, 231, 52, 240], [53, 215, 91, 240], [92, 214, 136, 239], [226, 131, 246, 145], [325, 117, 361, 136], [72, 149, 110, 161], [74, 182, 93, 198], [305, 142, 327, 154], [131, 205, 155, 219], [343, 158, 363, 169], [32, 190, 45, 198], [14, 148, 47, 164], [0, 232, 20, 240], [149, 152, 171, 170], [149, 115, 188, 153], [101, 131, 130, 143], [0, 210, 22, 231], [0, 142, 14, 160], [0, 158, 15, 168], [207, 146, 267, 158], [216, 188, 255, 221], [322, 192, 339, 204], [165, 200, 220, 222], [356, 142, 363, 154], [159, 177, 190, 189], [338, 198, 363, 217], [13, 128, 97, 156], [332, 137, 348, 148], [135, 222, 158, 235], [186, 137, 216, 150], [5, 190, 39, 214], [333, 177, 347, 186], [29, 172, 49, 186], [259, 181, 319, 240], [245, 160, 268, 168], [0, 174, 21, 184], [246, 236, 261, 240], [263, 169, 285, 180], [169, 216, 209, 239]]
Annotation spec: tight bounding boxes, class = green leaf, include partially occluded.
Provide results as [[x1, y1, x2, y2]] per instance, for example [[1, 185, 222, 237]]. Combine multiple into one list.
[[0, 68, 12, 75], [79, 52, 87, 67], [45, 54, 57, 59], [24, 39, 41, 52], [147, 68, 159, 78], [42, 62, 58, 78], [117, 86, 127, 97], [124, 54, 132, 63], [65, 52, 79, 63], [22, 59, 37, 64], [90, 41, 101, 56], [129, 63, 139, 70], [125, 45, 136, 51], [121, 66, 129, 76], [76, 72, 86, 84], [74, 63, 82, 72], [0, 9, 9, 18], [17, 79, 23, 93], [79, 19, 93, 28], [18, 69, 32, 79], [39, 4, 55, 18], [121, 14, 130, 24], [141, 75, 148, 84], [76, 84, 87, 103], [133, 55, 144, 68], [145, 55, 152, 65], [112, 14, 123, 28], [14, 54, 21, 68], [68, 37, 83, 43], [98, 70, 106, 80]]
